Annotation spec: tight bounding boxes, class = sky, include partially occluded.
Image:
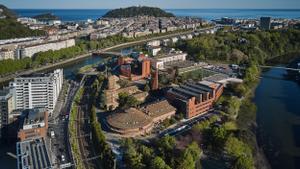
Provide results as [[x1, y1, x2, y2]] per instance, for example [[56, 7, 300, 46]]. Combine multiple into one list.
[[1, 0, 300, 9]]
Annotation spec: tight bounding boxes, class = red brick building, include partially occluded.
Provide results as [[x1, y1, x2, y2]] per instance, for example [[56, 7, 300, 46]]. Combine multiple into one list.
[[119, 56, 151, 81], [166, 81, 223, 119], [151, 70, 159, 90]]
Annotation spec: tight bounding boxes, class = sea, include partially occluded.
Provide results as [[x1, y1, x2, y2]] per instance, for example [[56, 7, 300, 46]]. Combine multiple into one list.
[[13, 9, 300, 22]]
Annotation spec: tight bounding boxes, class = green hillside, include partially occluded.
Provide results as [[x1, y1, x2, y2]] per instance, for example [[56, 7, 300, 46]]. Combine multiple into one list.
[[0, 4, 45, 40], [103, 6, 175, 18], [33, 13, 59, 21]]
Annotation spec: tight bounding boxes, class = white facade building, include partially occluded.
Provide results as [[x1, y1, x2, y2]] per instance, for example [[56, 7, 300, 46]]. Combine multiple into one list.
[[151, 52, 187, 70], [148, 46, 161, 56], [0, 50, 14, 60], [16, 39, 75, 58], [10, 69, 63, 114], [147, 40, 161, 47]]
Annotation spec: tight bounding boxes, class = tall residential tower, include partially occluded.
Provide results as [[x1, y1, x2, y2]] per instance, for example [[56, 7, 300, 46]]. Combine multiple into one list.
[[10, 69, 63, 114]]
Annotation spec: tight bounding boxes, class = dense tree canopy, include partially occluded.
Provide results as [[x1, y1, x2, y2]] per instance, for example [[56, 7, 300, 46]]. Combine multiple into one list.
[[103, 6, 175, 18], [0, 19, 45, 40], [118, 92, 140, 109], [121, 136, 202, 169], [177, 29, 300, 65]]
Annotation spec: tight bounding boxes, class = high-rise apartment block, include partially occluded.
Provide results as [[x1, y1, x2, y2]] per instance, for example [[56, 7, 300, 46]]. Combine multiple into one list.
[[10, 69, 63, 114], [260, 17, 271, 30]]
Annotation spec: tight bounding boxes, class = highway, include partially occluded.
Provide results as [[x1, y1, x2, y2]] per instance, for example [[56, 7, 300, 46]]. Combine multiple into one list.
[[0, 27, 214, 84]]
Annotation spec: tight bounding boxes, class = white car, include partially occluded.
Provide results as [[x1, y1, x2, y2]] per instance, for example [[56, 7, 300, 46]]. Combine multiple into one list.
[[61, 155, 65, 162], [50, 131, 55, 138]]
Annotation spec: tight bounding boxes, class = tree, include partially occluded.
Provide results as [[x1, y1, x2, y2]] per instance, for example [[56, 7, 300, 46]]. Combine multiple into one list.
[[224, 137, 254, 169], [118, 92, 139, 109], [144, 84, 150, 92], [206, 125, 228, 150], [225, 137, 251, 158], [185, 142, 202, 161], [155, 136, 176, 166], [123, 145, 144, 169], [150, 157, 171, 169], [233, 155, 255, 169], [224, 97, 241, 119]]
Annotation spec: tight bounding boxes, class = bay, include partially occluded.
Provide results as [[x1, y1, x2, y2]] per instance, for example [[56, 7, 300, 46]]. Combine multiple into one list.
[[13, 9, 300, 21]]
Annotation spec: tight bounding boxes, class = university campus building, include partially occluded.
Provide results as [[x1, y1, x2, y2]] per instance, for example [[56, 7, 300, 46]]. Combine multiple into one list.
[[166, 80, 224, 119], [106, 100, 176, 137]]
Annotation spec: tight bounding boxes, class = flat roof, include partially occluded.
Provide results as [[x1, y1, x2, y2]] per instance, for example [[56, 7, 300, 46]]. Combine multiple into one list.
[[22, 108, 47, 127], [16, 138, 53, 169], [203, 74, 229, 82]]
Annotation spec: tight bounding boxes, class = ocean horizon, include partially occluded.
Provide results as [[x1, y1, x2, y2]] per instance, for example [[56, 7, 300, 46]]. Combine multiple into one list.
[[13, 8, 300, 21]]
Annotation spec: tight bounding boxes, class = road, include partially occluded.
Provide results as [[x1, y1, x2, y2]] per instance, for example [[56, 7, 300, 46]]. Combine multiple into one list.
[[159, 110, 220, 137], [47, 80, 79, 169], [0, 27, 214, 84]]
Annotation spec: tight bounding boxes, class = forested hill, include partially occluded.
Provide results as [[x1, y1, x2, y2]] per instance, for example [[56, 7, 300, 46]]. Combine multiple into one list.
[[0, 4, 45, 40], [0, 4, 17, 19], [103, 6, 175, 18], [33, 13, 59, 21]]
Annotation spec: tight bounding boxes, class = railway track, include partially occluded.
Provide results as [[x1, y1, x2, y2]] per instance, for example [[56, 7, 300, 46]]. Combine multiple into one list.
[[76, 105, 90, 169], [74, 75, 101, 169]]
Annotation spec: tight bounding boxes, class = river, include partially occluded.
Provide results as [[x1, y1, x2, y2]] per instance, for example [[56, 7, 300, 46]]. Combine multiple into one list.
[[1, 55, 300, 169], [255, 68, 300, 169]]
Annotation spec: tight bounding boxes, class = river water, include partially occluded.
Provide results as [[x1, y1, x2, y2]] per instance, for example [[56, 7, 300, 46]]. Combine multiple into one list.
[[255, 68, 300, 169]]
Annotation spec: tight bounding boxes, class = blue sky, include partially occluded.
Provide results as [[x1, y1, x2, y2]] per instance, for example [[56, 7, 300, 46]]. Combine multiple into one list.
[[1, 0, 300, 9]]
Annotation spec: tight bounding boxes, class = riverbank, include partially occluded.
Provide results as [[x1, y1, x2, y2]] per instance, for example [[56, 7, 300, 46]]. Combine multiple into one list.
[[255, 58, 300, 169], [0, 27, 211, 86]]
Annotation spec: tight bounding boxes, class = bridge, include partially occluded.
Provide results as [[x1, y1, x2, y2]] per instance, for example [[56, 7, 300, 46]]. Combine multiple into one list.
[[260, 65, 300, 71], [94, 51, 123, 56]]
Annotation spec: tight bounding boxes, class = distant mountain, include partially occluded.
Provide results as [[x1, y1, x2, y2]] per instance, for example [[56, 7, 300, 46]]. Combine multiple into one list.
[[0, 4, 17, 19], [33, 13, 59, 21], [0, 4, 45, 40], [103, 6, 175, 18]]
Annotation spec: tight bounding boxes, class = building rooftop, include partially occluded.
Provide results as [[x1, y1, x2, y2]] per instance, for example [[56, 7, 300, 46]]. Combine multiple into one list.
[[16, 69, 62, 79], [203, 74, 230, 83], [22, 108, 47, 127], [107, 108, 152, 130], [168, 81, 217, 101], [107, 100, 176, 132], [142, 100, 176, 118], [16, 138, 53, 169]]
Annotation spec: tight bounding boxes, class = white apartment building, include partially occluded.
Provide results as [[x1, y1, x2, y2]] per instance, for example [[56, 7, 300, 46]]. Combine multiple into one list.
[[147, 40, 161, 47], [10, 69, 63, 115], [148, 46, 161, 56], [151, 52, 187, 70], [0, 50, 14, 60], [16, 39, 75, 58]]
